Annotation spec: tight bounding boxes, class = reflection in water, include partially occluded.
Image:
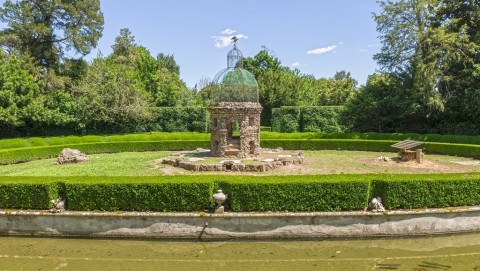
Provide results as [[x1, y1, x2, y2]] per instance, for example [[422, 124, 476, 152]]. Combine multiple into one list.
[[1, 233, 480, 270]]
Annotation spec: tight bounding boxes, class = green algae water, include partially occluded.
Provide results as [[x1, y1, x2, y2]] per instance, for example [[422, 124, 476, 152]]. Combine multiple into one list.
[[1, 234, 480, 270]]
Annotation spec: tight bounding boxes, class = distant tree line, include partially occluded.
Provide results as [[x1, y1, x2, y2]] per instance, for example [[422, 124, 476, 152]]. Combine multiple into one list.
[[0, 0, 478, 137], [342, 0, 480, 135]]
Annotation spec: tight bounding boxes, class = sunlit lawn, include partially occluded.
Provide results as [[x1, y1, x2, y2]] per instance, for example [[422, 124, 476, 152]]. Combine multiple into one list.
[[0, 151, 168, 176], [0, 150, 479, 176]]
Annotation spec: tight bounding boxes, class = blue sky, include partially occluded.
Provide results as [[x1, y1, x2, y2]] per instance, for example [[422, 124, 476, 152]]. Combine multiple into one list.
[[2, 0, 383, 88]]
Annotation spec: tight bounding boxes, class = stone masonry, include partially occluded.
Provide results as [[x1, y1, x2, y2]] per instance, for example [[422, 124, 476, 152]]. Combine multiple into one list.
[[209, 102, 262, 158]]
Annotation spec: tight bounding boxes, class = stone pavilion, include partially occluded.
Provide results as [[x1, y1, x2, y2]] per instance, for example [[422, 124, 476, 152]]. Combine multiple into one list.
[[209, 37, 262, 158]]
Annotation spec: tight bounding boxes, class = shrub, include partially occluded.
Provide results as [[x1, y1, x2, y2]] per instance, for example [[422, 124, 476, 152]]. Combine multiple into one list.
[[371, 174, 480, 209], [149, 107, 209, 133], [219, 176, 370, 211], [0, 177, 60, 209], [271, 106, 344, 133], [2, 174, 480, 212], [261, 139, 396, 152], [64, 177, 213, 211], [0, 141, 211, 164]]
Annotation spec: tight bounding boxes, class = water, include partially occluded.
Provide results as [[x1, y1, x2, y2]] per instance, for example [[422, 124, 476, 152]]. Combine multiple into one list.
[[1, 234, 480, 270]]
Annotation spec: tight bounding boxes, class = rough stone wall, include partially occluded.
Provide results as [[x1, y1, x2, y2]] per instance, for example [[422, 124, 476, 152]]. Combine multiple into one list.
[[209, 102, 262, 158]]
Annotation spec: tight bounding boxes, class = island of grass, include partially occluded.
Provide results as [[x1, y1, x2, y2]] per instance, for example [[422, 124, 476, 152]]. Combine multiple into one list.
[[1, 131, 480, 213]]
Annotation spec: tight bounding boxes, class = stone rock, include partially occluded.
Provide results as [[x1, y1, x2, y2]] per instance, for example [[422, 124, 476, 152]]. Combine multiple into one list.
[[188, 158, 205, 162], [49, 198, 65, 213], [57, 148, 88, 165], [369, 197, 385, 212], [261, 159, 275, 163], [376, 156, 391, 162]]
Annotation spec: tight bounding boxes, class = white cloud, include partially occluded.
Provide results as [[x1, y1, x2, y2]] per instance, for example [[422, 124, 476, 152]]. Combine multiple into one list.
[[212, 29, 248, 48], [307, 45, 337, 55], [358, 47, 368, 52], [368, 44, 380, 47], [221, 28, 236, 35], [291, 62, 301, 67]]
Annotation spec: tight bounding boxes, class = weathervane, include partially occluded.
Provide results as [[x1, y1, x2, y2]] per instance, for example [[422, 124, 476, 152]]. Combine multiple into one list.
[[231, 36, 239, 46]]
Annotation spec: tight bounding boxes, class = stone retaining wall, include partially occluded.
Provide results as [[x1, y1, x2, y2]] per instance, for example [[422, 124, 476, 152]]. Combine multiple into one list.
[[2, 207, 480, 240]]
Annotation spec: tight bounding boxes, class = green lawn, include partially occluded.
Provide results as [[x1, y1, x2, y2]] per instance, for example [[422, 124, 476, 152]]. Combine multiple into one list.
[[0, 150, 479, 176], [0, 151, 168, 176]]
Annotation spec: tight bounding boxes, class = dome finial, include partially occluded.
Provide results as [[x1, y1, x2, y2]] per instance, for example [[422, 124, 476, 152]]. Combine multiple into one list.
[[227, 36, 243, 68], [231, 36, 239, 46]]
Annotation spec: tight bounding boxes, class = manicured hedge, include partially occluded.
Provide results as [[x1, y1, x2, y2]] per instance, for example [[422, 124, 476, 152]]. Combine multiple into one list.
[[2, 174, 480, 211], [2, 131, 480, 151], [261, 139, 396, 152], [371, 174, 480, 209], [271, 106, 344, 133], [425, 142, 480, 159], [219, 176, 370, 211], [3, 138, 480, 165], [0, 132, 210, 150], [64, 177, 213, 211], [149, 107, 209, 133], [0, 177, 60, 209], [0, 141, 210, 164]]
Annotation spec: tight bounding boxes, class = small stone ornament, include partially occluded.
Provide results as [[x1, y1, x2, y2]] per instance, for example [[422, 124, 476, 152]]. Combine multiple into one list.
[[369, 197, 385, 212], [213, 189, 227, 214], [49, 198, 65, 213], [56, 148, 88, 165]]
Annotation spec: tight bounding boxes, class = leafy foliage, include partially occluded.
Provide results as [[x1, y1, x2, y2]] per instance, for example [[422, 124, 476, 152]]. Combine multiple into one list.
[[0, 0, 104, 70], [64, 177, 213, 211], [372, 174, 480, 209], [0, 53, 43, 135], [242, 49, 357, 125], [271, 106, 344, 133], [222, 176, 370, 211]]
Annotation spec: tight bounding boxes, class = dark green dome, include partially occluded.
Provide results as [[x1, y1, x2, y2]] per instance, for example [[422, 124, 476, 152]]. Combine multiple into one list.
[[211, 67, 258, 103], [210, 41, 259, 103]]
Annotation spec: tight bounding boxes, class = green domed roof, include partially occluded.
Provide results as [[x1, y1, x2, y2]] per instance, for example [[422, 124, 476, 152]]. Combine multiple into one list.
[[210, 40, 259, 104], [211, 67, 258, 103]]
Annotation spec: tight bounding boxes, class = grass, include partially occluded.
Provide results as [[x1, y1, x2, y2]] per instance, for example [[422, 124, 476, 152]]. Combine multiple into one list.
[[0, 150, 478, 176], [0, 151, 168, 176]]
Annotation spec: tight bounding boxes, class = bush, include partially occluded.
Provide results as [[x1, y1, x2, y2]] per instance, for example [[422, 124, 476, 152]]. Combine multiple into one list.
[[219, 176, 370, 211], [148, 107, 209, 133], [0, 177, 60, 209], [371, 174, 480, 209], [261, 139, 396, 152], [0, 141, 211, 164], [2, 174, 480, 211], [271, 106, 344, 133], [64, 177, 213, 211]]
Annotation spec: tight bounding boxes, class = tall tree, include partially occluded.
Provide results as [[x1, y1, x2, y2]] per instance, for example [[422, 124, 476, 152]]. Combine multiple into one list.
[[0, 52, 43, 135], [111, 28, 136, 62], [0, 0, 104, 70]]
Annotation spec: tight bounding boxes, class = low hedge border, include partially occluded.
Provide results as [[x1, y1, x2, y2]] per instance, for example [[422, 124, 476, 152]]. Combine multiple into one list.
[[0, 141, 210, 164], [2, 174, 480, 212], [2, 131, 480, 150], [2, 139, 480, 165]]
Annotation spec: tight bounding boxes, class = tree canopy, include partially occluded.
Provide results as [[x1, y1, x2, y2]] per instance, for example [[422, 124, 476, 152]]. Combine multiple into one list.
[[0, 0, 104, 70]]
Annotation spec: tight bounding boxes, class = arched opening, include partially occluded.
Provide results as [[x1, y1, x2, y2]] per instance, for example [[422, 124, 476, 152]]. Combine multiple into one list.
[[249, 141, 256, 155]]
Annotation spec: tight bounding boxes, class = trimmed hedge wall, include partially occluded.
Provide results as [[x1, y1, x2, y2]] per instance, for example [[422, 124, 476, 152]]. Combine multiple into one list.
[[2, 174, 480, 212], [219, 176, 370, 211], [64, 177, 214, 211], [0, 177, 60, 209], [149, 107, 209, 133], [2, 131, 480, 151], [271, 106, 344, 133], [3, 138, 480, 164], [0, 141, 210, 164], [371, 174, 480, 209]]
